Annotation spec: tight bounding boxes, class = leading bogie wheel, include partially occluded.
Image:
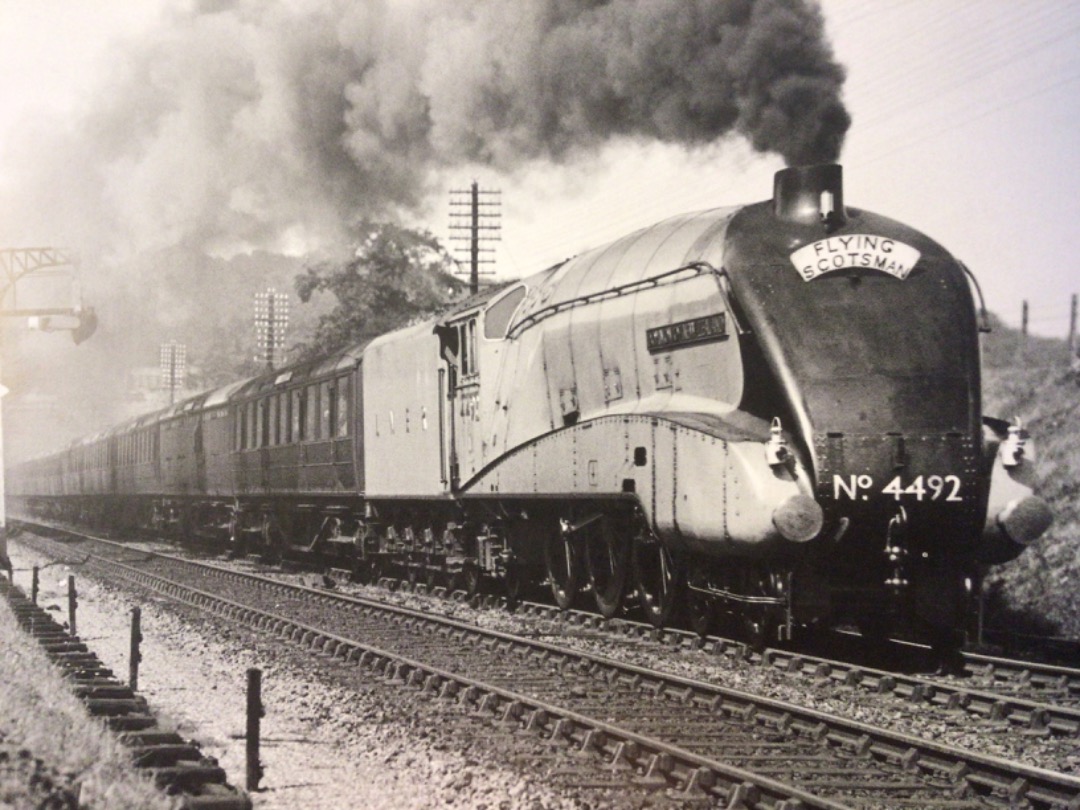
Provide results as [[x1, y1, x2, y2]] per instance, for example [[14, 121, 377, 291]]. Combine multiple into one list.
[[503, 562, 523, 605], [423, 561, 441, 592], [355, 556, 381, 585]]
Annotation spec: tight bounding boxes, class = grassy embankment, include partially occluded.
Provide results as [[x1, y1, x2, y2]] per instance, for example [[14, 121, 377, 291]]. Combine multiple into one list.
[[981, 317, 1080, 639], [0, 589, 174, 809]]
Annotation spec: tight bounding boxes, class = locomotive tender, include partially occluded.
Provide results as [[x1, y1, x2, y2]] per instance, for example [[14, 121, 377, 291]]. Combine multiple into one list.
[[9, 165, 1052, 647]]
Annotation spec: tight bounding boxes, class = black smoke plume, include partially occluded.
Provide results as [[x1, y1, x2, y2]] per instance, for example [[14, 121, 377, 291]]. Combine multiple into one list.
[[4, 0, 849, 257], [0, 0, 849, 457]]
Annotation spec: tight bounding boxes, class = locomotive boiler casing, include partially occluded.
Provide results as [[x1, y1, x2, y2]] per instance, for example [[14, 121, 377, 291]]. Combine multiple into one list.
[[457, 210, 821, 552], [448, 163, 1050, 633]]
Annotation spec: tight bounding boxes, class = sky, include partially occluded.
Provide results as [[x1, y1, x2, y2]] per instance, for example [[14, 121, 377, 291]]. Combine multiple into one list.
[[479, 0, 1080, 337], [0, 0, 1077, 338]]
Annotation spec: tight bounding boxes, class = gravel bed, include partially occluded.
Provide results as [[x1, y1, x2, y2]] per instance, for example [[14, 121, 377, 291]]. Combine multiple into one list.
[[14, 534, 1080, 805], [7, 541, 580, 810], [335, 578, 1080, 778]]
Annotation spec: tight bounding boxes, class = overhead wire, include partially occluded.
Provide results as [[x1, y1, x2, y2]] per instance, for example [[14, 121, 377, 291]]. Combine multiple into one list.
[[854, 10, 1080, 134], [492, 1, 1080, 278], [852, 65, 1080, 167], [842, 2, 1070, 110]]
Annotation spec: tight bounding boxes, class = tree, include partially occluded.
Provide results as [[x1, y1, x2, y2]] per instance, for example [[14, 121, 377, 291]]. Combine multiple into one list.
[[294, 222, 467, 358]]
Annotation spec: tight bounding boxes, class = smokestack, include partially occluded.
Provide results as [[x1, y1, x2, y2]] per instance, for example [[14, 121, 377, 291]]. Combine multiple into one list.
[[773, 164, 846, 230]]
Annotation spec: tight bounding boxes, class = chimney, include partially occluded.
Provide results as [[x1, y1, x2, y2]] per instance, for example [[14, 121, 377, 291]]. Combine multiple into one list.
[[773, 164, 846, 231]]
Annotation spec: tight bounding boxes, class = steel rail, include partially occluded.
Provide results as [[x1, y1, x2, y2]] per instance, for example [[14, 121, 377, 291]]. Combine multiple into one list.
[[513, 600, 1080, 736], [14, 528, 1080, 809], [15, 519, 1080, 732]]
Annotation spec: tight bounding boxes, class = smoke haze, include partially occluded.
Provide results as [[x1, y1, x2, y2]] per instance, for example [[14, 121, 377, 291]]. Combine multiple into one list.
[[0, 0, 848, 457], [3, 0, 849, 258]]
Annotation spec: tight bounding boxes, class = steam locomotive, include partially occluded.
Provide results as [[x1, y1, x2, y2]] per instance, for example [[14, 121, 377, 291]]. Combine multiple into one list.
[[8, 164, 1052, 651]]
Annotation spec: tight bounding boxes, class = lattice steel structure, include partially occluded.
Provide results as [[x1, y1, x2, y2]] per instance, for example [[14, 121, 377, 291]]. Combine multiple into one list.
[[160, 341, 187, 405], [254, 287, 289, 370]]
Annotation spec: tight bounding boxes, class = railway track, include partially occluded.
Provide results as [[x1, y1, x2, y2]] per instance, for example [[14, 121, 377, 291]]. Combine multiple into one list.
[[12, 518, 1080, 734], [11, 524, 1080, 809], [503, 601, 1080, 737]]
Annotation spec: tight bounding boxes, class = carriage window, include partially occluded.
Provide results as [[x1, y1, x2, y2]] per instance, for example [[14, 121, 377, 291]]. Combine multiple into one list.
[[292, 388, 303, 441], [278, 392, 289, 444], [247, 402, 257, 449], [260, 397, 270, 447], [320, 381, 332, 438], [305, 385, 318, 440], [336, 377, 349, 437], [254, 400, 263, 448]]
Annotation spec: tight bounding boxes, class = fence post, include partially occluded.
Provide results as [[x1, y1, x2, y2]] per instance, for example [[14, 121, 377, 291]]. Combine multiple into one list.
[[67, 575, 77, 637], [129, 608, 142, 691], [31, 566, 39, 605], [246, 668, 264, 791]]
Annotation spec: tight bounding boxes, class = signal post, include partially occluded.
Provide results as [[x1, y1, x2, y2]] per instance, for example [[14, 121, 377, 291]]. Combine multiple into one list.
[[0, 249, 97, 571]]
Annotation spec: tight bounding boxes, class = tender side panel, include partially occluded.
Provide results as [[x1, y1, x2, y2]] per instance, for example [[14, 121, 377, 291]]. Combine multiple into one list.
[[363, 322, 447, 498]]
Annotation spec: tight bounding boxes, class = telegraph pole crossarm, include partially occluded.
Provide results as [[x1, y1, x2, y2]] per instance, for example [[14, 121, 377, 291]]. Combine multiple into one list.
[[449, 181, 501, 295]]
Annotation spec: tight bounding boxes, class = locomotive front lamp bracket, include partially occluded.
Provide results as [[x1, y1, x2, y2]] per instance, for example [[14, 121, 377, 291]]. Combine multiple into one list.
[[765, 417, 789, 466], [883, 507, 910, 590], [999, 421, 1026, 468]]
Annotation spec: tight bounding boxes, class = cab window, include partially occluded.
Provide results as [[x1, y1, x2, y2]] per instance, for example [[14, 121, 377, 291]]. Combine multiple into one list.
[[458, 318, 478, 378], [484, 285, 526, 339]]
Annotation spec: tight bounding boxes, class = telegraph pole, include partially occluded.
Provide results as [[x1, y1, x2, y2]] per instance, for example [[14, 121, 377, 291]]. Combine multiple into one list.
[[449, 182, 501, 295], [160, 341, 186, 405], [254, 288, 288, 371]]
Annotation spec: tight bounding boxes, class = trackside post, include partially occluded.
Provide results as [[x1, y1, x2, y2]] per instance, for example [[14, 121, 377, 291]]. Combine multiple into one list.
[[246, 668, 264, 791]]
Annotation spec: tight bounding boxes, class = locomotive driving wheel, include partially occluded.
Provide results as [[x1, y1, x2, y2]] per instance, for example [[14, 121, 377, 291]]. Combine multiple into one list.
[[631, 519, 682, 629], [583, 515, 629, 619], [544, 520, 583, 610]]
